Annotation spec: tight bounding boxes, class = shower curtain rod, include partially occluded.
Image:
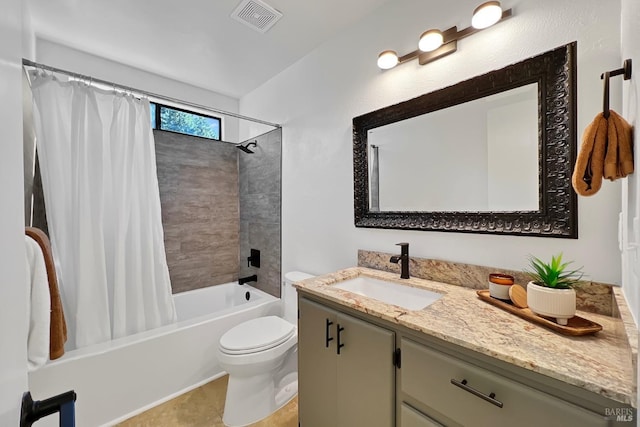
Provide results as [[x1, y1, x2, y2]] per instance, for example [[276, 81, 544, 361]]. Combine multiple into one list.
[[22, 58, 281, 129]]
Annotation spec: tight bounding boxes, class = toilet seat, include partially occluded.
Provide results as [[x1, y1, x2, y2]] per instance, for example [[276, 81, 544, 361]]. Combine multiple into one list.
[[220, 316, 295, 355]]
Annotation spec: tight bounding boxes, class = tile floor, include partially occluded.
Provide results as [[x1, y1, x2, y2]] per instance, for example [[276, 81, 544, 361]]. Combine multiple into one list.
[[117, 375, 298, 427]]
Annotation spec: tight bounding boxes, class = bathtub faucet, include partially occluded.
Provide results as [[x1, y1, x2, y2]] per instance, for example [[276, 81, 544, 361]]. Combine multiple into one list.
[[238, 275, 258, 285]]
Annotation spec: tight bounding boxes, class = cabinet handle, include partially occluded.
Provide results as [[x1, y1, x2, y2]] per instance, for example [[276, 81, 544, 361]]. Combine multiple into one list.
[[450, 379, 503, 408], [336, 324, 345, 355], [325, 319, 334, 348]]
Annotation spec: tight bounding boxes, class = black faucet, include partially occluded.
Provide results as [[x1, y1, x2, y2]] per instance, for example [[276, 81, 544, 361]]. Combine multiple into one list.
[[238, 274, 258, 285], [389, 242, 410, 279]]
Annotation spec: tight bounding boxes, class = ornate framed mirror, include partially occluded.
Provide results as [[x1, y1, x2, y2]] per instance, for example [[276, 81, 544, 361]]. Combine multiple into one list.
[[353, 42, 577, 238]]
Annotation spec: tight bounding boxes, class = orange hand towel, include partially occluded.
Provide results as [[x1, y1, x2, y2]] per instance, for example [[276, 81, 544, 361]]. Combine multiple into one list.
[[25, 227, 67, 360], [604, 110, 634, 180], [572, 113, 608, 196]]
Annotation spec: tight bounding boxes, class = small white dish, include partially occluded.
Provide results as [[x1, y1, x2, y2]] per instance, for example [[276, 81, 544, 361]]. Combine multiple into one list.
[[489, 281, 512, 300], [488, 273, 514, 300]]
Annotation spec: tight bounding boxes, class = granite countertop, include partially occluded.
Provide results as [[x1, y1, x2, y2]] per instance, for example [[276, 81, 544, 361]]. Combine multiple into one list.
[[294, 266, 637, 407]]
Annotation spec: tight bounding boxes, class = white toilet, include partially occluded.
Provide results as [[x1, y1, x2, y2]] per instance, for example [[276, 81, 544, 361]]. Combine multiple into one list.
[[218, 271, 313, 426]]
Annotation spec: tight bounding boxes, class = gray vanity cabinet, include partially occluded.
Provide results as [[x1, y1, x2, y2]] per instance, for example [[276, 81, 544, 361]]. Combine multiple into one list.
[[298, 297, 395, 427], [400, 337, 609, 427], [298, 293, 629, 427]]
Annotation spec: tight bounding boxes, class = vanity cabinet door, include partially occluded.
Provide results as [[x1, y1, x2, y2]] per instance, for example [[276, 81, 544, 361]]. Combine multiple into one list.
[[336, 311, 395, 427], [401, 337, 608, 427], [298, 297, 396, 427], [298, 298, 338, 427]]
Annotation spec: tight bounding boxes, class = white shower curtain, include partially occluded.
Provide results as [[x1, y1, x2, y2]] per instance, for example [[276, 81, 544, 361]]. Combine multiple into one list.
[[31, 75, 177, 349]]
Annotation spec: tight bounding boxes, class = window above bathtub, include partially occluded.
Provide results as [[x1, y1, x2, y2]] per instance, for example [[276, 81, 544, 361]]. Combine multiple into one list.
[[151, 102, 222, 141]]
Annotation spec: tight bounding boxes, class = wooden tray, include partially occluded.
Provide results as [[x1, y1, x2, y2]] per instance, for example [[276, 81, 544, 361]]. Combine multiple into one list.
[[476, 290, 603, 336]]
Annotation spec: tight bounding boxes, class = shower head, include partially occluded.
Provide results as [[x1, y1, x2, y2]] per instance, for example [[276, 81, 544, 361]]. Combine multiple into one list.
[[236, 141, 257, 154]]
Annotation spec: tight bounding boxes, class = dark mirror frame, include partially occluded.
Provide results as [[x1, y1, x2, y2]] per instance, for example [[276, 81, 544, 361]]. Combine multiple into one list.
[[353, 42, 577, 238]]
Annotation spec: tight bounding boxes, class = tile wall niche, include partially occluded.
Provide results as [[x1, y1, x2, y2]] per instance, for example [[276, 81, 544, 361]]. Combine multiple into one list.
[[238, 129, 282, 298], [155, 130, 240, 293]]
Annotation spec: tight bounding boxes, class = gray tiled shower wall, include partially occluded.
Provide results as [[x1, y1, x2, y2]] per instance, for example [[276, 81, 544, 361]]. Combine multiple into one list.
[[156, 128, 282, 297], [155, 128, 282, 296], [155, 130, 240, 293], [238, 129, 282, 298]]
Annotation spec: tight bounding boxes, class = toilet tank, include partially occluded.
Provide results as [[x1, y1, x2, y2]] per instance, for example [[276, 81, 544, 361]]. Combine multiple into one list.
[[283, 271, 314, 324]]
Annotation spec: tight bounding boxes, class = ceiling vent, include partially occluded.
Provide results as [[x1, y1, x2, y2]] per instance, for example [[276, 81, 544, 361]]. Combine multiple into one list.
[[231, 0, 283, 34]]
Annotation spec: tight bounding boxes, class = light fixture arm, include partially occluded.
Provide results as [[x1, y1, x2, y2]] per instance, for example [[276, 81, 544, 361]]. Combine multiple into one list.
[[418, 40, 458, 66], [398, 50, 420, 63], [437, 26, 460, 44], [395, 27, 458, 66]]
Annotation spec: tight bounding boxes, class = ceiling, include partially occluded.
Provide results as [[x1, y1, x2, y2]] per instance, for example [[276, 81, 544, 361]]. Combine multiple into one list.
[[26, 0, 393, 99]]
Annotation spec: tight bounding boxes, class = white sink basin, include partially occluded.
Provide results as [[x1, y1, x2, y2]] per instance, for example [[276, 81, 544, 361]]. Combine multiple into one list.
[[333, 276, 442, 311]]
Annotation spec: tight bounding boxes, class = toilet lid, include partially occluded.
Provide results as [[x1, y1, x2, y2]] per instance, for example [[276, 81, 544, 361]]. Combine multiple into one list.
[[285, 271, 314, 283], [219, 316, 295, 354]]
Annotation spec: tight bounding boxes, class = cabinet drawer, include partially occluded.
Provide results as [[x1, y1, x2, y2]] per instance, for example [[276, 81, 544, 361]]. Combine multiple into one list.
[[401, 338, 607, 427], [400, 403, 444, 427]]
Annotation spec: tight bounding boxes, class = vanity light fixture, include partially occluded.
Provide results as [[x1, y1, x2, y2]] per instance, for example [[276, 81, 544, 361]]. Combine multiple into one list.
[[418, 29, 444, 52], [377, 1, 512, 70], [471, 1, 504, 29], [377, 50, 400, 70]]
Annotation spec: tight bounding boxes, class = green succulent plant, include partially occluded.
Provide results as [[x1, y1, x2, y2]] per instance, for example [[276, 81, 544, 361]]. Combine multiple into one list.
[[525, 253, 584, 289]]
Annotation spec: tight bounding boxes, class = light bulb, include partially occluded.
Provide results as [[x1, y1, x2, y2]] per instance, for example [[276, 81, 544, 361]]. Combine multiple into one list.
[[418, 29, 444, 52], [377, 50, 399, 70], [472, 1, 503, 29]]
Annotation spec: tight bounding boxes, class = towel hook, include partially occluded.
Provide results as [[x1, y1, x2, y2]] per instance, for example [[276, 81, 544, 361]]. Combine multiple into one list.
[[600, 59, 632, 81], [601, 59, 632, 119], [603, 71, 611, 119]]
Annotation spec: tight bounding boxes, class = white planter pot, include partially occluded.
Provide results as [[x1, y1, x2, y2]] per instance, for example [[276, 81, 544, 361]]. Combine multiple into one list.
[[526, 282, 576, 325]]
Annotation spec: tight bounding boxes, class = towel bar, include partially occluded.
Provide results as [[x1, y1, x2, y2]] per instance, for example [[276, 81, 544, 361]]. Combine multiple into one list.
[[601, 59, 632, 118]]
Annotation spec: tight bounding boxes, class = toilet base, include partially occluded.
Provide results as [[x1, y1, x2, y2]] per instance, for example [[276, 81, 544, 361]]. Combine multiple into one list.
[[221, 345, 298, 427], [222, 371, 298, 427]]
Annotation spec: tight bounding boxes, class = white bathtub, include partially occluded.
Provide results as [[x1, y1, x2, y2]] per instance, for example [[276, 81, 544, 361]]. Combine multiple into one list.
[[28, 283, 281, 427]]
